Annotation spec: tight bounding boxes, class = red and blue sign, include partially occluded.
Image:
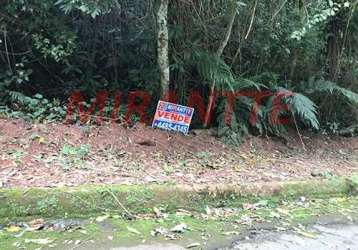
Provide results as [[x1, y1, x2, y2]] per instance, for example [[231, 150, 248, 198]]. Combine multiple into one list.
[[152, 101, 194, 134]]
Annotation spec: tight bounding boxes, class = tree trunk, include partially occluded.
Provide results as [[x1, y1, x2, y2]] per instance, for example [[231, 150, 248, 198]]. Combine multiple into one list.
[[157, 0, 170, 99], [203, 4, 237, 128], [327, 18, 340, 81]]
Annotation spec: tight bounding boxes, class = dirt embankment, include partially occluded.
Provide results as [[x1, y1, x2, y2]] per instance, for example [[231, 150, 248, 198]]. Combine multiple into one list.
[[0, 118, 357, 188]]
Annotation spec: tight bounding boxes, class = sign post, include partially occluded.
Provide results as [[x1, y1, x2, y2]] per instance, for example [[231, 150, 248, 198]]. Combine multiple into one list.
[[152, 101, 194, 134]]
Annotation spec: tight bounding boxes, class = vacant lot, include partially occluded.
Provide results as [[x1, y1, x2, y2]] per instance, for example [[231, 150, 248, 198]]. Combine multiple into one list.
[[0, 118, 357, 188]]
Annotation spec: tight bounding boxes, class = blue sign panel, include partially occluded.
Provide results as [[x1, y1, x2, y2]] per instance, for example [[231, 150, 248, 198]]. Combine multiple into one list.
[[152, 101, 194, 134]]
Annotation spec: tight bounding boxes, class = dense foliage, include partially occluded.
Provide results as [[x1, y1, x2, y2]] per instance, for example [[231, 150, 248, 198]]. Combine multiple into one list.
[[0, 0, 357, 140]]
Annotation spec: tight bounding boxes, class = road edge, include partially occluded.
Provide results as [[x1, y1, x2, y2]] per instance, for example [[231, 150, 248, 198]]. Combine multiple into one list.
[[0, 176, 357, 218]]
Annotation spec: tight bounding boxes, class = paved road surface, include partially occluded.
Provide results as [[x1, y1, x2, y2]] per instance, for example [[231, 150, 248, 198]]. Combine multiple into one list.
[[112, 223, 358, 250], [226, 223, 358, 250]]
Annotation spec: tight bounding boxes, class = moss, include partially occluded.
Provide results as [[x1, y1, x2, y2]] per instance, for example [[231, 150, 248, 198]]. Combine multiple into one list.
[[0, 221, 102, 250], [0, 195, 358, 249], [0, 216, 230, 250], [0, 178, 355, 219]]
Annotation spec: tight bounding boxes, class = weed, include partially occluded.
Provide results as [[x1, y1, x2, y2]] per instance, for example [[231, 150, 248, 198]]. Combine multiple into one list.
[[59, 144, 90, 171]]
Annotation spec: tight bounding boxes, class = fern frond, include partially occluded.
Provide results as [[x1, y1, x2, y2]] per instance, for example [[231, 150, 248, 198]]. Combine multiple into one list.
[[193, 51, 235, 91], [193, 51, 266, 92], [8, 91, 33, 105], [288, 93, 320, 130], [304, 78, 358, 106], [236, 77, 266, 91], [267, 88, 319, 130]]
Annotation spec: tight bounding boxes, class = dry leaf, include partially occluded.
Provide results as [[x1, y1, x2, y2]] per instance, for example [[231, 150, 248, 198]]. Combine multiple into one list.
[[176, 209, 192, 217], [153, 207, 162, 218], [96, 214, 110, 222], [222, 231, 239, 236], [6, 226, 21, 233], [242, 203, 254, 210], [186, 242, 201, 249], [28, 219, 45, 231], [151, 227, 168, 237], [25, 238, 53, 245], [38, 137, 45, 144], [170, 223, 188, 233], [296, 229, 317, 239], [127, 226, 141, 235]]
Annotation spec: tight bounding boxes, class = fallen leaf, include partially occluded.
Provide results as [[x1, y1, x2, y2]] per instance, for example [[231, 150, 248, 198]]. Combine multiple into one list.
[[205, 206, 211, 215], [276, 208, 290, 216], [294, 225, 316, 239], [28, 219, 45, 231], [127, 226, 141, 235], [25, 238, 53, 245], [6, 226, 21, 233], [153, 207, 162, 218], [293, 225, 316, 239], [170, 223, 188, 233], [186, 242, 201, 249], [12, 242, 21, 248], [38, 137, 45, 144], [242, 203, 254, 210], [269, 211, 281, 218], [222, 231, 239, 236], [254, 200, 269, 208], [96, 214, 110, 222], [296, 230, 317, 238], [176, 209, 192, 217], [164, 234, 179, 240], [275, 226, 287, 231], [151, 227, 168, 237]]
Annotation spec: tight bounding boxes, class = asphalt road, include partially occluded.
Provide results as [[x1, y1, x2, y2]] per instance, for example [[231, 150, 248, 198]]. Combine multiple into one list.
[[112, 223, 358, 250], [224, 223, 358, 250]]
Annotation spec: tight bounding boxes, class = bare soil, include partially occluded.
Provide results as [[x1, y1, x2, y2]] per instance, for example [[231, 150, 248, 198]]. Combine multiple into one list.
[[0, 118, 357, 188]]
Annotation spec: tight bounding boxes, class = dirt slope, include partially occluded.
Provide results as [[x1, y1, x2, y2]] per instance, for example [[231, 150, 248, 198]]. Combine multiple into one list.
[[0, 118, 357, 187]]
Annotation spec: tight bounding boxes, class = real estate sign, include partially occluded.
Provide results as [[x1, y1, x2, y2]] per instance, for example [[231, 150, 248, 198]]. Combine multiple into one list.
[[152, 101, 194, 134]]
